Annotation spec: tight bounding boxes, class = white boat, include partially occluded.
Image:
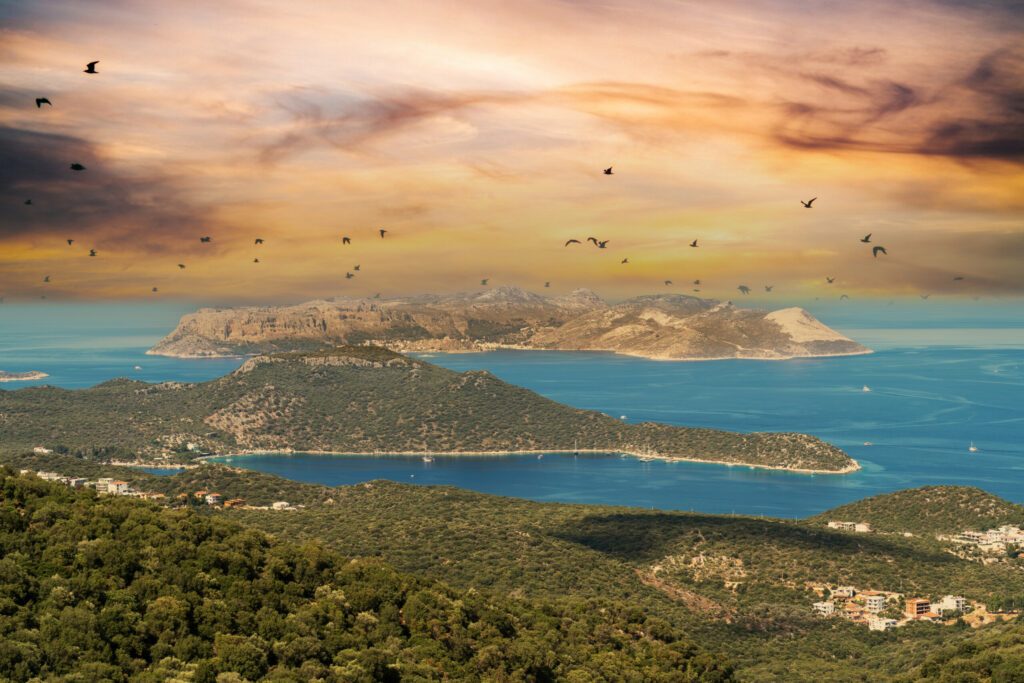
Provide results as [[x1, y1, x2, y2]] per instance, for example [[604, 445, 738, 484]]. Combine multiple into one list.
[[863, 441, 873, 446], [969, 442, 978, 453], [537, 454, 544, 460], [862, 385, 872, 392], [133, 365, 142, 370], [422, 456, 434, 463]]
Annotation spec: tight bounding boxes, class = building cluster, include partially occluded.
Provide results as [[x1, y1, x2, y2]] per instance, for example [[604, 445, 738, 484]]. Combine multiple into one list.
[[826, 520, 873, 533], [944, 525, 1024, 554], [24, 471, 166, 501], [810, 583, 971, 631]]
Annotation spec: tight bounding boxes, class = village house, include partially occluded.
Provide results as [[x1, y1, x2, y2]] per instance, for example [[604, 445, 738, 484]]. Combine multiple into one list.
[[832, 586, 857, 599], [32, 446, 53, 454], [272, 501, 291, 510], [861, 592, 887, 613], [813, 601, 835, 617], [868, 615, 898, 631], [936, 595, 968, 614], [204, 493, 223, 506], [842, 603, 868, 624], [222, 498, 246, 508]]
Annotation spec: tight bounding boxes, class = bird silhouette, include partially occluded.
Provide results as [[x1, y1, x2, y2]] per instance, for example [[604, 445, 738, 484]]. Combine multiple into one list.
[[342, 236, 351, 244], [621, 258, 629, 264], [953, 276, 964, 281], [872, 246, 887, 257], [89, 249, 96, 257], [70, 163, 86, 171], [860, 233, 872, 243], [43, 276, 50, 283], [738, 285, 751, 294], [200, 236, 211, 243], [35, 98, 51, 108], [826, 277, 835, 284], [920, 294, 930, 299], [66, 239, 73, 245], [689, 240, 698, 248], [84, 61, 99, 74], [565, 239, 581, 246], [255, 238, 264, 245], [24, 199, 32, 205], [253, 258, 260, 263], [544, 282, 550, 288], [481, 278, 489, 285], [379, 229, 387, 238], [801, 197, 816, 208], [693, 288, 701, 293], [840, 294, 849, 300], [664, 280, 673, 286], [354, 265, 360, 271], [597, 240, 609, 248], [603, 167, 613, 175], [765, 285, 773, 292], [152, 287, 158, 293], [177, 264, 186, 269], [693, 279, 701, 285], [345, 272, 354, 279], [587, 237, 598, 245]]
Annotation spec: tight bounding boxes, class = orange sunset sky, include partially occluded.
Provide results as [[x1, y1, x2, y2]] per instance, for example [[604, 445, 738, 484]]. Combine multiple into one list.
[[1, 0, 1022, 304]]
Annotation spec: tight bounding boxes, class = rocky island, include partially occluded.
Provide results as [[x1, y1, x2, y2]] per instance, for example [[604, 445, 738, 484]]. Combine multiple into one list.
[[0, 370, 48, 382], [148, 287, 870, 360], [0, 346, 857, 473]]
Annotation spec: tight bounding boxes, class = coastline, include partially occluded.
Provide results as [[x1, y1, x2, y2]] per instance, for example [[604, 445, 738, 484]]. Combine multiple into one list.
[[196, 448, 861, 476], [0, 371, 49, 382]]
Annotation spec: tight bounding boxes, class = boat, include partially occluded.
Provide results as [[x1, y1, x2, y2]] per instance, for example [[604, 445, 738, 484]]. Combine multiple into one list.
[[537, 454, 544, 460], [863, 441, 873, 446], [620, 415, 627, 420], [862, 385, 872, 392], [969, 442, 978, 453], [422, 455, 434, 463]]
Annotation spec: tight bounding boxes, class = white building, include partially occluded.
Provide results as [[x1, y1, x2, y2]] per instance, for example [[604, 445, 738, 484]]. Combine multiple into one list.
[[33, 447, 53, 454], [855, 523, 873, 533], [271, 501, 290, 510], [813, 601, 835, 616], [863, 594, 887, 613], [204, 493, 222, 506], [832, 586, 857, 599], [828, 521, 857, 531], [868, 616, 898, 631], [936, 595, 968, 614]]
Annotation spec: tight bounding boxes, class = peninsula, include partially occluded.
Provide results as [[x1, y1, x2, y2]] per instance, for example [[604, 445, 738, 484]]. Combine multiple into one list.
[[0, 370, 48, 382], [0, 346, 857, 473], [148, 287, 870, 361]]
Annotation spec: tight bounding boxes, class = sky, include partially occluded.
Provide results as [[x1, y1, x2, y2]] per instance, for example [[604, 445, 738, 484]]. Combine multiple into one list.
[[0, 0, 1022, 305]]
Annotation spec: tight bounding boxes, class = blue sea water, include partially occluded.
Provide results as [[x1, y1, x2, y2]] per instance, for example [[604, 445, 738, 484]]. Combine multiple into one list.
[[3, 300, 1023, 517]]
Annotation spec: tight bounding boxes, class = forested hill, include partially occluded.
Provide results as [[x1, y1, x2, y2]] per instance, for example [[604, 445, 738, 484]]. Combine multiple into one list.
[[0, 468, 733, 682], [812, 486, 1024, 534], [0, 346, 855, 472]]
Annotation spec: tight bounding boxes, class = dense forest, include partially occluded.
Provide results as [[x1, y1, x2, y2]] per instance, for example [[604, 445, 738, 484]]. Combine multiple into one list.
[[0, 346, 854, 472], [0, 469, 733, 682]]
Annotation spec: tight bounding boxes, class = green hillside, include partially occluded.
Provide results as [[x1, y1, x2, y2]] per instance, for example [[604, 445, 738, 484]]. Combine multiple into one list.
[[0, 346, 854, 472], [812, 486, 1024, 535], [0, 468, 733, 682]]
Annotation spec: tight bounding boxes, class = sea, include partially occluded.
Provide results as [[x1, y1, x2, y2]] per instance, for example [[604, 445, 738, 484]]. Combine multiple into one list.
[[2, 299, 1023, 518]]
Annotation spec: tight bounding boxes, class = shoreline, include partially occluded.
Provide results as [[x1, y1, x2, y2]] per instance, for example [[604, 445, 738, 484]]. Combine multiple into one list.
[[147, 345, 874, 363], [195, 448, 861, 476], [0, 371, 49, 382]]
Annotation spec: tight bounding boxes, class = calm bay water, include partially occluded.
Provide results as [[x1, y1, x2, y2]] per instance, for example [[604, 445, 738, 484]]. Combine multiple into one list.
[[3, 301, 1023, 517]]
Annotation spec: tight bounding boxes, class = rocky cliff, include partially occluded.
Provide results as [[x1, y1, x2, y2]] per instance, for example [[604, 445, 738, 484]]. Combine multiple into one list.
[[148, 288, 869, 360]]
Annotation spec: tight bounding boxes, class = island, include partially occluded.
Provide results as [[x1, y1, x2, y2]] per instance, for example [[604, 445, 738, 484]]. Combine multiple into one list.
[[0, 345, 858, 473], [0, 370, 48, 382], [147, 287, 871, 361]]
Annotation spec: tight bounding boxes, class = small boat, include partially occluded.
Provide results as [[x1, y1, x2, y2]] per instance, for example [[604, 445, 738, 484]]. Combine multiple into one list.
[[969, 442, 978, 453], [620, 415, 627, 420], [862, 385, 872, 392], [863, 441, 873, 446], [422, 456, 434, 463], [133, 365, 142, 371]]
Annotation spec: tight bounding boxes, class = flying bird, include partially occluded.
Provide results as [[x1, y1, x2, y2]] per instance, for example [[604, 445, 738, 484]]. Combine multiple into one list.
[[544, 282, 550, 288], [738, 285, 751, 295], [664, 280, 673, 286], [872, 246, 887, 258], [565, 239, 581, 246], [84, 61, 99, 74], [603, 167, 613, 175], [693, 279, 701, 285], [840, 294, 849, 300], [765, 285, 773, 292], [66, 239, 73, 245], [354, 265, 360, 271], [254, 238, 264, 245], [345, 272, 354, 279], [621, 258, 629, 264], [253, 258, 260, 263], [24, 199, 32, 205], [689, 240, 698, 248], [342, 236, 351, 244], [70, 163, 86, 171], [152, 287, 158, 293], [826, 277, 835, 284], [35, 98, 51, 108], [860, 233, 872, 243], [587, 237, 598, 245], [801, 197, 816, 208], [177, 264, 186, 269], [953, 276, 964, 281], [481, 278, 489, 285], [43, 276, 50, 283], [920, 294, 930, 299], [597, 240, 609, 249], [379, 229, 387, 238], [89, 249, 96, 257], [200, 236, 211, 243]]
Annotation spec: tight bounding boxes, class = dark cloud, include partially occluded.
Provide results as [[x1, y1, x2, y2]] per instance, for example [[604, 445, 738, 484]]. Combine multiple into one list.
[[0, 125, 209, 253]]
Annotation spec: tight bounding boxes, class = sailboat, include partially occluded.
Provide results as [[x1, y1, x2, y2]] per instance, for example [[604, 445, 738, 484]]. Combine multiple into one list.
[[422, 455, 434, 463], [862, 385, 872, 393], [968, 442, 978, 453]]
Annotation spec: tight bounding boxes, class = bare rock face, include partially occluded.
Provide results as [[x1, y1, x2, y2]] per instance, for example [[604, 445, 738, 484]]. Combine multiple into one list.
[[149, 288, 869, 360]]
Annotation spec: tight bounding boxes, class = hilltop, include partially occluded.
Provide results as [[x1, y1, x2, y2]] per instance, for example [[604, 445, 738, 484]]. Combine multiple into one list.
[[813, 486, 1024, 535], [0, 347, 856, 472], [148, 287, 869, 361]]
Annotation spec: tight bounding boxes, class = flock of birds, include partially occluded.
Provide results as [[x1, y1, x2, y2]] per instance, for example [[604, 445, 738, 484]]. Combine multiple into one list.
[[16, 62, 967, 303]]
